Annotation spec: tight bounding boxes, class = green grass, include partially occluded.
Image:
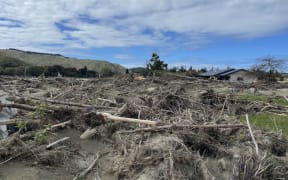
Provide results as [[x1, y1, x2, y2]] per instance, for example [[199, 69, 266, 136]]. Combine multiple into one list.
[[238, 94, 288, 106], [241, 113, 288, 136]]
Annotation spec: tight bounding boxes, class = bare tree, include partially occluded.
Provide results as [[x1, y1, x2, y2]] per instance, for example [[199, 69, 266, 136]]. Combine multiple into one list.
[[252, 56, 287, 81]]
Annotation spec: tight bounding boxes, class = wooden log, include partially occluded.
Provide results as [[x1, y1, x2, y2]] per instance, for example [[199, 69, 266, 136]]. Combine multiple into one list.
[[46, 137, 70, 149], [117, 124, 247, 134], [0, 103, 36, 111], [30, 97, 116, 109], [0, 119, 18, 125], [97, 112, 157, 126], [80, 128, 97, 139], [73, 154, 99, 180], [0, 102, 53, 113], [50, 120, 71, 129], [245, 113, 259, 155], [97, 98, 117, 106], [118, 103, 127, 114], [0, 119, 40, 126], [52, 88, 74, 100]]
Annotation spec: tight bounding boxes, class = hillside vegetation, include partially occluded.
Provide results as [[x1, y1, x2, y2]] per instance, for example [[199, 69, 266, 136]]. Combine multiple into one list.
[[0, 54, 29, 67], [0, 48, 125, 73]]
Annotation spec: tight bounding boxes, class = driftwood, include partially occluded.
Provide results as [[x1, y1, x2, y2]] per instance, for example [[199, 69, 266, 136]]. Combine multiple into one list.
[[283, 95, 288, 102], [73, 153, 100, 180], [46, 137, 70, 149], [118, 103, 127, 114], [0, 153, 24, 166], [50, 120, 71, 129], [52, 88, 74, 100], [30, 97, 116, 109], [0, 119, 69, 129], [117, 124, 247, 134], [97, 97, 117, 106], [0, 102, 53, 113], [80, 128, 97, 139], [0, 119, 40, 126], [0, 103, 38, 112], [0, 101, 157, 125], [245, 113, 259, 155], [97, 112, 157, 126], [0, 119, 17, 125], [15, 137, 39, 161]]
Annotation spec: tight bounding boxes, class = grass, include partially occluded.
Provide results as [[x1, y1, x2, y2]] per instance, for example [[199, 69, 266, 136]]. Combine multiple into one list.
[[238, 94, 288, 106], [240, 113, 288, 136]]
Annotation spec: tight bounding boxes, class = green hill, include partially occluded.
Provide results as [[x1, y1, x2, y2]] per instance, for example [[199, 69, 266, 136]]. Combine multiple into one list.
[[0, 54, 29, 68], [0, 48, 125, 73]]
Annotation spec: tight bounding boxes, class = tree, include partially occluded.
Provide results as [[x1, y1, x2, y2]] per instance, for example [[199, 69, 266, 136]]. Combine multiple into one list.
[[169, 67, 177, 72], [147, 52, 167, 75], [188, 66, 193, 71], [63, 67, 79, 77], [199, 68, 207, 73], [27, 66, 45, 76], [46, 65, 64, 76], [101, 67, 114, 77], [79, 66, 88, 77], [179, 66, 187, 72], [252, 56, 287, 81]]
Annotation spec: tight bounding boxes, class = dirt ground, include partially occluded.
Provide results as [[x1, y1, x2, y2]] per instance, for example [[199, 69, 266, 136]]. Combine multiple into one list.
[[0, 75, 288, 180]]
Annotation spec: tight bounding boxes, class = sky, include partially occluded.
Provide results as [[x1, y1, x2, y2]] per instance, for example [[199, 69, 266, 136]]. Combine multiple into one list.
[[0, 0, 287, 70]]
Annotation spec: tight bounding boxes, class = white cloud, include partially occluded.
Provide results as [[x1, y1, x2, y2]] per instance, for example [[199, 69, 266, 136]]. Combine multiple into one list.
[[0, 0, 288, 52], [114, 54, 134, 60], [121, 63, 146, 68]]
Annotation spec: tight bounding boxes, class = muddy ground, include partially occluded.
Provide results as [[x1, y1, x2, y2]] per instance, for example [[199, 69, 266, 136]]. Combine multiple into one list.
[[0, 75, 288, 180]]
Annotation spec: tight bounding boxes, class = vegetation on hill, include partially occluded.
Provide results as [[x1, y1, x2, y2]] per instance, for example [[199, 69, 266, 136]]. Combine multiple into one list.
[[0, 54, 28, 67], [0, 48, 125, 74], [0, 52, 114, 77]]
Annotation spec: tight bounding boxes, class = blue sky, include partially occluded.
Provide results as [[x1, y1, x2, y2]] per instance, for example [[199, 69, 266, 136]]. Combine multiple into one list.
[[0, 0, 287, 70]]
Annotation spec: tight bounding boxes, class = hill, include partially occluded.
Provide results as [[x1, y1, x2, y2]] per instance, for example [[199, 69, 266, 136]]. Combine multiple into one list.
[[0, 54, 29, 68], [0, 48, 125, 73]]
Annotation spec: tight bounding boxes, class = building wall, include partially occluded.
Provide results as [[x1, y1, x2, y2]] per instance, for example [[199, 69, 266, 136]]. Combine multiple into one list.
[[229, 70, 258, 83]]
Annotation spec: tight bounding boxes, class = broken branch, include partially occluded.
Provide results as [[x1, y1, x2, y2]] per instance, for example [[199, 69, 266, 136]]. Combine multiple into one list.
[[80, 128, 97, 139], [46, 137, 70, 149], [97, 97, 117, 106], [97, 112, 157, 126], [245, 113, 259, 155], [73, 153, 99, 180], [0, 102, 53, 113], [117, 124, 247, 134]]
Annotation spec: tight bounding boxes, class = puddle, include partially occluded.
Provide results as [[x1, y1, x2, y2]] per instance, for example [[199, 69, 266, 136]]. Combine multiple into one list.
[[56, 129, 117, 180], [56, 128, 108, 154], [0, 163, 72, 180]]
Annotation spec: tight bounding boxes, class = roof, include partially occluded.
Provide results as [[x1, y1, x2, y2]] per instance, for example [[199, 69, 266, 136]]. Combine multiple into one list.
[[219, 69, 246, 77], [199, 68, 235, 77], [199, 68, 246, 77]]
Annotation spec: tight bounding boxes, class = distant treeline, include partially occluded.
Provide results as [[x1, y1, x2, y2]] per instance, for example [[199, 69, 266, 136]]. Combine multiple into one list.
[[0, 56, 114, 77]]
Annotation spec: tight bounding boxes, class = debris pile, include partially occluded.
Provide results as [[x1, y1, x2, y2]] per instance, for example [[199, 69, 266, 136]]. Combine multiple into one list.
[[0, 75, 287, 179]]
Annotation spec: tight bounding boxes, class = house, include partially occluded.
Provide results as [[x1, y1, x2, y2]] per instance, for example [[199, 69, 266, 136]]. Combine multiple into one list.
[[198, 68, 258, 83]]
